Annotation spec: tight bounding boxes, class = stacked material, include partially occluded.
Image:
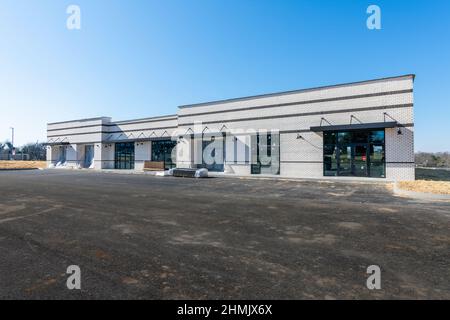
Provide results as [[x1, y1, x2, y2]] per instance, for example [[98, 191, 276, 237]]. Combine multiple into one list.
[[172, 168, 208, 178]]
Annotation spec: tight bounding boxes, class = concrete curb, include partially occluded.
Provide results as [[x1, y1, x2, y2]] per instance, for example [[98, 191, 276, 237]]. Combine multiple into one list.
[[0, 168, 40, 171], [44, 168, 392, 185], [208, 172, 391, 185], [394, 182, 450, 201]]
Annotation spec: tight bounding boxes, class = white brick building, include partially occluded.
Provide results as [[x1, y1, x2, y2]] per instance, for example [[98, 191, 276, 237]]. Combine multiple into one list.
[[46, 75, 415, 181]]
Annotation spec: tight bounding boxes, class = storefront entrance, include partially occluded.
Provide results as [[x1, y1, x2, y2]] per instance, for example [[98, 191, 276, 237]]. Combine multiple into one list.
[[114, 142, 135, 169], [323, 130, 385, 178], [84, 145, 94, 168], [200, 133, 225, 172], [151, 140, 177, 170], [336, 143, 369, 177]]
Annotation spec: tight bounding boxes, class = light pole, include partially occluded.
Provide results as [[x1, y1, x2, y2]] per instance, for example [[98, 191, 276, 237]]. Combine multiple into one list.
[[9, 127, 14, 160], [10, 127, 14, 147]]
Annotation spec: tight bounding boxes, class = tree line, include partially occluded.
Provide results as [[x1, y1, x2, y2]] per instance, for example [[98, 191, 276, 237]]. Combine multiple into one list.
[[415, 152, 450, 168], [0, 142, 46, 161]]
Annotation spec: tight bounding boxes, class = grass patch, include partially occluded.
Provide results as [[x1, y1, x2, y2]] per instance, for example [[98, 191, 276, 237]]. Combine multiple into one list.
[[0, 161, 47, 170], [398, 180, 450, 195]]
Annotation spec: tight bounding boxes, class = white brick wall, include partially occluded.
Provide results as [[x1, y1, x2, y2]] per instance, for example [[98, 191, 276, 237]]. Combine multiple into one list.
[[178, 93, 412, 125], [281, 132, 323, 162], [386, 163, 415, 181], [178, 76, 413, 115], [47, 75, 415, 181], [135, 141, 151, 171], [280, 162, 323, 179]]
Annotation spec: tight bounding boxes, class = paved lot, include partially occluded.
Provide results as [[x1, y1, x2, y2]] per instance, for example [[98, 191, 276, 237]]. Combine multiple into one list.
[[0, 170, 449, 299]]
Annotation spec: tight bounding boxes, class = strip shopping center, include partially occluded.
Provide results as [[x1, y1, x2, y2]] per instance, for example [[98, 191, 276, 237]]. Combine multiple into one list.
[[46, 75, 415, 181]]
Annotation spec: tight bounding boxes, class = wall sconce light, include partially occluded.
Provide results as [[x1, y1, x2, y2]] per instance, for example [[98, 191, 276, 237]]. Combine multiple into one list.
[[297, 134, 304, 140], [397, 128, 403, 135]]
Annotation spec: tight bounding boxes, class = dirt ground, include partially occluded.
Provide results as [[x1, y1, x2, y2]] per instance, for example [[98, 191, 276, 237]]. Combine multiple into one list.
[[0, 161, 47, 169], [0, 170, 449, 299]]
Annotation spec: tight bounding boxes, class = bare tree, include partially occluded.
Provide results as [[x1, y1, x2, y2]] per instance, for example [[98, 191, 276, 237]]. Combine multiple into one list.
[[416, 152, 450, 168], [19, 142, 46, 161], [0, 141, 14, 160]]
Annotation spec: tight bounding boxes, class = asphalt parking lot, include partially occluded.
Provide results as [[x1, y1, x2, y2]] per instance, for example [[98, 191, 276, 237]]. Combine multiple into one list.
[[0, 170, 449, 299]]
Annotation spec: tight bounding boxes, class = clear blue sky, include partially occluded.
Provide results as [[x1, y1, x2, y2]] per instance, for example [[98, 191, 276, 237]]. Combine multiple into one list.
[[0, 0, 449, 151]]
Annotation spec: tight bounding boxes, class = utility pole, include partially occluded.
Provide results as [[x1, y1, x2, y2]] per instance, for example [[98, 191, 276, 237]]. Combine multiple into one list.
[[10, 127, 14, 147], [9, 127, 14, 160]]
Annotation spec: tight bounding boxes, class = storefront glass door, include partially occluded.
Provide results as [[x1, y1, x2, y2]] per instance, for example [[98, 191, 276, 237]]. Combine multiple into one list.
[[84, 145, 94, 168], [323, 130, 385, 178], [352, 144, 369, 177], [114, 142, 135, 169], [152, 140, 177, 170]]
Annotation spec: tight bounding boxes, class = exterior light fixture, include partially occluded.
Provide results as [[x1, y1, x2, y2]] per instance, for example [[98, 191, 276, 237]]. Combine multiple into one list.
[[397, 128, 403, 135], [297, 134, 303, 140]]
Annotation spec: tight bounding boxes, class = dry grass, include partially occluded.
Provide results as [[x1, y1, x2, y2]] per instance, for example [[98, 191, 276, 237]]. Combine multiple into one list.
[[398, 180, 450, 195], [0, 161, 47, 170]]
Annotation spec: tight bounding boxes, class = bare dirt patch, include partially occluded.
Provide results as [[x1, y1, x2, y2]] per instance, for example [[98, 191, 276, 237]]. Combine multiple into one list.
[[0, 161, 46, 170], [398, 180, 450, 195]]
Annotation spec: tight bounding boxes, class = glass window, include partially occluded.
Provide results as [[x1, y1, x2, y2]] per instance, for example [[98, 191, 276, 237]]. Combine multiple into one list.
[[324, 144, 337, 176], [338, 145, 352, 176], [338, 131, 352, 144], [251, 133, 280, 175], [353, 131, 369, 143], [369, 144, 385, 178], [58, 146, 66, 163], [323, 129, 385, 178], [115, 142, 135, 170], [370, 130, 385, 144], [270, 133, 280, 175], [324, 132, 336, 144], [152, 140, 177, 169], [201, 134, 225, 172], [370, 145, 384, 162]]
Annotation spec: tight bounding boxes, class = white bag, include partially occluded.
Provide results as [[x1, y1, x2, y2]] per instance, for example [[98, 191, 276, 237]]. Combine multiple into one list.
[[194, 168, 208, 178]]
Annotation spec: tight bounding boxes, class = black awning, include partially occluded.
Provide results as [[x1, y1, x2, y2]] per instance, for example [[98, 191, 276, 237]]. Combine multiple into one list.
[[43, 142, 71, 146], [310, 121, 397, 132], [104, 137, 175, 144]]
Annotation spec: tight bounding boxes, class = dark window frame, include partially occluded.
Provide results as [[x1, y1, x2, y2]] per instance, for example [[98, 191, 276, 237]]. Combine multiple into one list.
[[151, 139, 177, 170], [323, 129, 386, 178], [251, 133, 280, 175], [114, 142, 135, 170]]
